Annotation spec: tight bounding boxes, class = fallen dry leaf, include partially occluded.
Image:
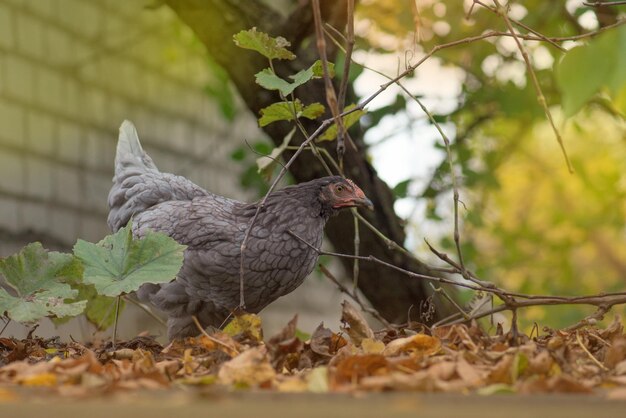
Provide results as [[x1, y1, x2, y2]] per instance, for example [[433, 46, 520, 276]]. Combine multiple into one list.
[[332, 354, 389, 386], [1, 309, 626, 398], [309, 323, 347, 358], [383, 334, 441, 357], [456, 355, 484, 387], [340, 300, 375, 346], [361, 338, 385, 354], [217, 345, 276, 386], [222, 313, 264, 343]]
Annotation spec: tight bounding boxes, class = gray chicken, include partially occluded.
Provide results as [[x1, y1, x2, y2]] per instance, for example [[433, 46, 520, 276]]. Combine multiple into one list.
[[107, 121, 373, 340]]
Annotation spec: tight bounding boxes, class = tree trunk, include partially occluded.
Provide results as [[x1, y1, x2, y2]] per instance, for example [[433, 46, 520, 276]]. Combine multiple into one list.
[[165, 0, 451, 323]]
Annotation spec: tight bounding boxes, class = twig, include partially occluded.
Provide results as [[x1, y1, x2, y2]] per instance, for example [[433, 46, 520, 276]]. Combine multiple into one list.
[[0, 318, 10, 336], [318, 263, 391, 327], [337, 0, 355, 110], [576, 331, 609, 371], [191, 315, 239, 355], [510, 308, 519, 345], [471, 0, 566, 52], [583, 1, 626, 6], [562, 305, 610, 332], [429, 283, 470, 321], [490, 0, 574, 173], [311, 0, 349, 169], [404, 91, 467, 275], [289, 230, 626, 325]]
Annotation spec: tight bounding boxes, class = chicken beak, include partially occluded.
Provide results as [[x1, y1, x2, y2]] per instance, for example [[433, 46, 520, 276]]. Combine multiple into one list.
[[353, 197, 374, 210]]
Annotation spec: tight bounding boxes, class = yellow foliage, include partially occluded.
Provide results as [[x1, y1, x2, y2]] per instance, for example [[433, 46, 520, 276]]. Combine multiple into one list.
[[465, 110, 626, 327]]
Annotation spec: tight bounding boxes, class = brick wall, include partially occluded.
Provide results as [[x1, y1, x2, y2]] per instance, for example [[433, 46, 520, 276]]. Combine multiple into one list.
[[0, 0, 256, 256]]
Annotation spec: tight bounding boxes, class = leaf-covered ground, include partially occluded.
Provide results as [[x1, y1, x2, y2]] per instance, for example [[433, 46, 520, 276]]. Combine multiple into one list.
[[1, 301, 626, 400]]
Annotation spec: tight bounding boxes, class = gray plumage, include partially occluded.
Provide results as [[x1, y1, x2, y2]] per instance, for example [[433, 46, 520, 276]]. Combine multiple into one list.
[[107, 120, 372, 340]]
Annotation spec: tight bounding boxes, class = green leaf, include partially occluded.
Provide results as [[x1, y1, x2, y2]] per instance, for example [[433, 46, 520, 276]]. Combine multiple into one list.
[[255, 68, 295, 95], [311, 60, 335, 79], [301, 102, 325, 119], [256, 127, 295, 180], [393, 179, 411, 199], [287, 67, 315, 93], [255, 61, 334, 96], [72, 284, 123, 330], [233, 28, 295, 61], [73, 224, 186, 297], [556, 25, 626, 117], [259, 101, 298, 127], [318, 104, 366, 142], [0, 243, 86, 323], [258, 100, 325, 127]]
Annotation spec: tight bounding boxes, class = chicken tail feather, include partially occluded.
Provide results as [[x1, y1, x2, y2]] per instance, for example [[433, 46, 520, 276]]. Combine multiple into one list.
[[107, 120, 208, 232], [115, 120, 158, 171]]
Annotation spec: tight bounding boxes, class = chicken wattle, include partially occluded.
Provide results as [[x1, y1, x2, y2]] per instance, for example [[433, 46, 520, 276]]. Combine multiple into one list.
[[107, 120, 373, 340]]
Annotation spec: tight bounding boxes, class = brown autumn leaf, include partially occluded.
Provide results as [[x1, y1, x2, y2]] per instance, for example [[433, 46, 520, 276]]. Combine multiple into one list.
[[217, 345, 276, 386], [267, 315, 303, 371], [426, 359, 457, 380], [614, 359, 626, 375], [383, 334, 441, 357], [2, 307, 626, 397], [0, 338, 28, 363], [526, 350, 554, 375], [488, 353, 515, 385], [340, 300, 375, 346], [604, 336, 626, 368], [359, 371, 432, 391], [361, 338, 385, 354], [456, 355, 484, 387], [332, 354, 389, 386], [310, 323, 347, 357]]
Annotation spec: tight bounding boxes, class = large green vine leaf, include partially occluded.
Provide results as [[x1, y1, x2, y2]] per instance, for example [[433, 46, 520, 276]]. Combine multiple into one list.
[[0, 243, 86, 323], [73, 224, 186, 297]]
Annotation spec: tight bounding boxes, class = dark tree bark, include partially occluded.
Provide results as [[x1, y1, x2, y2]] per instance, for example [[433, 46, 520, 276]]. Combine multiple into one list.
[[165, 0, 451, 323]]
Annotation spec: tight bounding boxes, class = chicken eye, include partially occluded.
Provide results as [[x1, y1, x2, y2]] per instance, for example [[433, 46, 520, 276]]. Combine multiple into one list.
[[336, 184, 344, 193]]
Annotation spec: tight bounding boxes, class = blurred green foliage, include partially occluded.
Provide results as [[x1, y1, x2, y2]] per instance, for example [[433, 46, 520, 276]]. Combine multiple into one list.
[[352, 0, 626, 329]]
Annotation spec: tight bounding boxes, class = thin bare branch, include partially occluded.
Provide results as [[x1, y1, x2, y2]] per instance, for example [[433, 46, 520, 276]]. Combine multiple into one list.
[[576, 331, 609, 371], [312, 0, 349, 169], [318, 264, 391, 327], [337, 0, 355, 110], [191, 315, 239, 355], [583, 1, 626, 6], [490, 0, 574, 172]]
